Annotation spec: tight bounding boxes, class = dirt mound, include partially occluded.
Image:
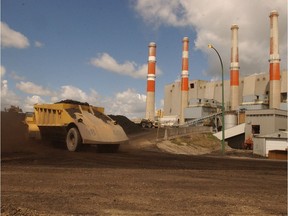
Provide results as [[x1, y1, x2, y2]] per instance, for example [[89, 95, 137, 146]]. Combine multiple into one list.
[[1, 112, 29, 153], [157, 133, 223, 155], [109, 115, 144, 135]]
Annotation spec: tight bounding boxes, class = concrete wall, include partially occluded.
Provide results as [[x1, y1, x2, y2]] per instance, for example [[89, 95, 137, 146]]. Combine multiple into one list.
[[164, 82, 181, 116], [245, 109, 287, 139], [253, 137, 266, 156]]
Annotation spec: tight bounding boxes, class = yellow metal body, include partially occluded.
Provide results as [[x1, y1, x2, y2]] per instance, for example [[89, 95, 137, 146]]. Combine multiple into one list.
[[29, 102, 128, 145]]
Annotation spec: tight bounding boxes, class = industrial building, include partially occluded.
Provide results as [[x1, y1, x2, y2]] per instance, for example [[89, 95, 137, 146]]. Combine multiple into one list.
[[157, 10, 287, 155], [163, 70, 288, 120]]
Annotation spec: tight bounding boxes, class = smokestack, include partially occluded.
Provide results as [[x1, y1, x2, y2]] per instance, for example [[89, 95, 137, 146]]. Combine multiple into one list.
[[230, 24, 240, 111], [145, 42, 156, 121], [269, 10, 281, 109], [180, 37, 189, 124]]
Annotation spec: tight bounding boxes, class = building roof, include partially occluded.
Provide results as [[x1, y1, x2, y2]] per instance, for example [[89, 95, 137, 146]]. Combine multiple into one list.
[[255, 131, 288, 139]]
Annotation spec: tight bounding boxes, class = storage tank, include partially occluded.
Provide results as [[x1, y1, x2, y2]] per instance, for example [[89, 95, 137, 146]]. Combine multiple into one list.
[[224, 112, 238, 129]]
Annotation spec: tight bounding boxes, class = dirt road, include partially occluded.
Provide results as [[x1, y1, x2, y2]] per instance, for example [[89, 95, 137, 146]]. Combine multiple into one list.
[[1, 130, 287, 216]]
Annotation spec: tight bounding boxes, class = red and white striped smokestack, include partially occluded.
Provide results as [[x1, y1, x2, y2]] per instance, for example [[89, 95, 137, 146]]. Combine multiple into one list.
[[230, 24, 240, 111], [269, 10, 281, 109], [180, 37, 189, 124], [145, 42, 156, 121]]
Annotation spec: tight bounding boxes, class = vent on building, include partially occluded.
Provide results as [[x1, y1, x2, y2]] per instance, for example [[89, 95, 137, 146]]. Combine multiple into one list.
[[190, 83, 195, 88], [252, 125, 260, 134]]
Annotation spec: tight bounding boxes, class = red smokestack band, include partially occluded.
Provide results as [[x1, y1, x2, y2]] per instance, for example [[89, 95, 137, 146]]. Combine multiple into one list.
[[269, 63, 280, 80], [230, 70, 239, 86]]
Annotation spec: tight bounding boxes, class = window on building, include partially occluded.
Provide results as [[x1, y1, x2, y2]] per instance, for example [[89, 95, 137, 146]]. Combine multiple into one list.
[[252, 125, 260, 134], [190, 83, 194, 88]]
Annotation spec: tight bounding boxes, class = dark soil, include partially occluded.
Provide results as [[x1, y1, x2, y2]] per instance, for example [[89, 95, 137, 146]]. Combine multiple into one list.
[[1, 112, 287, 215]]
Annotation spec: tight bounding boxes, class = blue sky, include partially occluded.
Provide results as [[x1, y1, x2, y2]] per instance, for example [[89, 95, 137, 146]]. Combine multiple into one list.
[[1, 0, 287, 118]]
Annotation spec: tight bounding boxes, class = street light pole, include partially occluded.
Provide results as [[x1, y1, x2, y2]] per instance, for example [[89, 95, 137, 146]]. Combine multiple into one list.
[[208, 44, 225, 155]]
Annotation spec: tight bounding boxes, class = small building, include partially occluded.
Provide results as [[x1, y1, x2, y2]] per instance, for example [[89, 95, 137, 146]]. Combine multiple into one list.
[[245, 109, 287, 140], [253, 131, 288, 157]]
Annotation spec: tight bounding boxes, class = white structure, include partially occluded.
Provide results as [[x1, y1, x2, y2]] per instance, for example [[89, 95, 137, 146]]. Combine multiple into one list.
[[253, 131, 288, 157]]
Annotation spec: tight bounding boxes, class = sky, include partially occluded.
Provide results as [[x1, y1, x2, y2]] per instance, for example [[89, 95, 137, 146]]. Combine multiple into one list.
[[1, 0, 287, 118]]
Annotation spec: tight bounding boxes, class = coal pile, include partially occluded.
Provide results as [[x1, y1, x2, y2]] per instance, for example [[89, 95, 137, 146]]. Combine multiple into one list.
[[1, 111, 28, 153], [109, 115, 143, 135]]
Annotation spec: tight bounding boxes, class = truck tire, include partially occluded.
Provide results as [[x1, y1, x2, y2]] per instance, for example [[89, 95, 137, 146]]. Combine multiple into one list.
[[66, 127, 82, 152]]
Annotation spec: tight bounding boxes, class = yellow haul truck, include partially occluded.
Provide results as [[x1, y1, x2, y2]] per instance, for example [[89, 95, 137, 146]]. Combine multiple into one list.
[[27, 100, 128, 152]]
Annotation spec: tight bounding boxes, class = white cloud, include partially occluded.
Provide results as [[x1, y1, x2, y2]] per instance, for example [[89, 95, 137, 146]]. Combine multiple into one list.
[[34, 41, 44, 48], [1, 79, 21, 110], [23, 95, 46, 111], [1, 22, 30, 49], [103, 88, 146, 118], [1, 78, 148, 118], [16, 81, 52, 96], [134, 0, 287, 76], [10, 71, 25, 81], [1, 65, 6, 77], [90, 52, 162, 79], [53, 85, 100, 105]]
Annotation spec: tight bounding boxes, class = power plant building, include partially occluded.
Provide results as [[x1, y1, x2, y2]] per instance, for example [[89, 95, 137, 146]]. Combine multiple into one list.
[[149, 10, 287, 155], [163, 70, 288, 120]]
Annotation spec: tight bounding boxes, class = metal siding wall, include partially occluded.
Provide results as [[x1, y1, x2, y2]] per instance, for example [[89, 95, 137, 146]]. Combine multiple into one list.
[[255, 74, 269, 96], [275, 115, 288, 130], [245, 115, 275, 138], [188, 80, 198, 99], [184, 107, 203, 119], [171, 82, 181, 116], [265, 139, 288, 156], [243, 75, 256, 96], [164, 84, 173, 115]]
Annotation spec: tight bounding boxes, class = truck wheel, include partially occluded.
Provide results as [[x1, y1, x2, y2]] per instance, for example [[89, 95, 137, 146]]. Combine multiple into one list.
[[66, 127, 82, 152], [141, 122, 146, 128], [147, 122, 152, 128]]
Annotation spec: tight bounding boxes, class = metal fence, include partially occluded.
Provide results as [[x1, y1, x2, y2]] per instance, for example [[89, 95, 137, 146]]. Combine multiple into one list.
[[159, 126, 212, 140]]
